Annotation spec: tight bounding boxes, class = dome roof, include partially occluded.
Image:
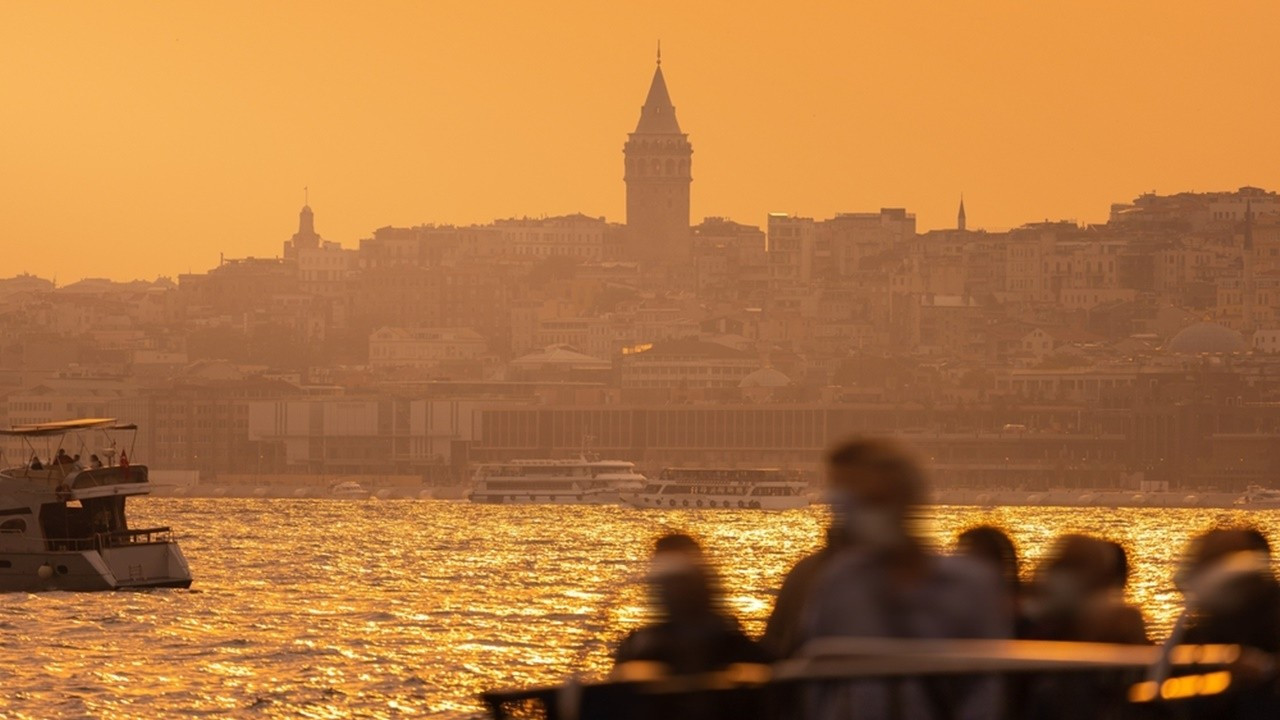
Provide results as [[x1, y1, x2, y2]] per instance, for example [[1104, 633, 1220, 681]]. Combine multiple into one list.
[[739, 367, 792, 388], [1167, 322, 1246, 354]]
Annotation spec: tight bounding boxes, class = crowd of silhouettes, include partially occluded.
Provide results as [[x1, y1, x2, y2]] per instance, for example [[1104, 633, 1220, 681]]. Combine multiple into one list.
[[608, 437, 1280, 720]]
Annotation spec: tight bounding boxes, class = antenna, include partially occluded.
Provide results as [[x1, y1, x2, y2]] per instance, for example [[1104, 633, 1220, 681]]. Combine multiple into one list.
[[304, 186, 309, 206]]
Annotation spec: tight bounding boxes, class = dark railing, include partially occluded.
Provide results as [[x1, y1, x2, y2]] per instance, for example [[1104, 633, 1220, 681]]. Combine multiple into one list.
[[481, 639, 1262, 720], [71, 466, 149, 489], [41, 527, 173, 552]]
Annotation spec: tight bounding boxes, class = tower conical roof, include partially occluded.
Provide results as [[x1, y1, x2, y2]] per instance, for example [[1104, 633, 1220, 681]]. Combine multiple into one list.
[[634, 65, 682, 135]]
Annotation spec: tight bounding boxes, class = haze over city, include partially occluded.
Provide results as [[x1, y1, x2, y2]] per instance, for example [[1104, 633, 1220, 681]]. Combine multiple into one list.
[[4, 0, 1279, 281], [7, 4, 1280, 719]]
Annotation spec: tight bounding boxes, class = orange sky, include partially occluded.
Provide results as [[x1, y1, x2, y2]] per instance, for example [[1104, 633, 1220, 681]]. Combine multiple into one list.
[[2, 1, 1279, 281]]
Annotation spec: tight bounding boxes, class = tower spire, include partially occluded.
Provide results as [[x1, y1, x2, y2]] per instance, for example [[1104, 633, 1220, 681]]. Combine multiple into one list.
[[657, 40, 661, 66], [957, 194, 967, 232]]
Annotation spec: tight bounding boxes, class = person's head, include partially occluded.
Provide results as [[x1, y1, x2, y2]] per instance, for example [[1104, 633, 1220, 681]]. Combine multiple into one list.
[[1177, 527, 1277, 614], [646, 533, 714, 619], [1031, 534, 1122, 619], [56, 448, 67, 456], [1177, 527, 1273, 591], [825, 437, 926, 551], [1103, 540, 1130, 591], [958, 525, 1020, 593]]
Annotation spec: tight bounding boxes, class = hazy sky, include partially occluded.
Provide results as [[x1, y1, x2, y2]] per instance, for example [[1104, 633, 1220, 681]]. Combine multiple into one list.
[[3, 1, 1279, 281]]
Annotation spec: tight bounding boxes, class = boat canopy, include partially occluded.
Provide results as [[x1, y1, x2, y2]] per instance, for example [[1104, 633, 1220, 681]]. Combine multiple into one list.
[[0, 418, 136, 437]]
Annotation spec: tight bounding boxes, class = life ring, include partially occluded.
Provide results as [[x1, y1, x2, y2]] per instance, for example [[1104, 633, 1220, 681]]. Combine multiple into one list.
[[738, 501, 745, 508], [696, 500, 703, 508], [682, 500, 688, 508], [750, 501, 761, 509]]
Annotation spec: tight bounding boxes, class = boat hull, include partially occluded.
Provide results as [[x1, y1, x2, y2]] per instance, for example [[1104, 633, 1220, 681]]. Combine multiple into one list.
[[467, 491, 621, 505], [0, 542, 192, 592], [622, 493, 809, 510]]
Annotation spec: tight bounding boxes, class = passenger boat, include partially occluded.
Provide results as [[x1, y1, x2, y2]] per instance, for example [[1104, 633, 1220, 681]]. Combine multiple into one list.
[[328, 480, 371, 499], [0, 418, 192, 591], [1234, 485, 1280, 509], [622, 467, 809, 510], [467, 457, 646, 504]]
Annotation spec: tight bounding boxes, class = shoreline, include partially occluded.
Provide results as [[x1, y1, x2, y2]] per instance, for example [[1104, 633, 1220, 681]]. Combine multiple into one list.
[[147, 484, 1265, 510]]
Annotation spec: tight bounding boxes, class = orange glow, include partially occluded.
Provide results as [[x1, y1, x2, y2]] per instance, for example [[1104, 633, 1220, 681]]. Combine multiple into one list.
[[2, 1, 1278, 280]]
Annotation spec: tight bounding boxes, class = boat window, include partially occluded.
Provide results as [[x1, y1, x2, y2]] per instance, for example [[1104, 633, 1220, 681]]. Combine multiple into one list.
[[0, 560, 10, 568], [0, 518, 26, 533]]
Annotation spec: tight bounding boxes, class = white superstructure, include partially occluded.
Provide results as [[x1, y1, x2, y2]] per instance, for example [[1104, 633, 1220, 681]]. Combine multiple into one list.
[[328, 481, 371, 499], [467, 457, 646, 504], [1234, 485, 1280, 509], [0, 418, 192, 592], [622, 467, 809, 510]]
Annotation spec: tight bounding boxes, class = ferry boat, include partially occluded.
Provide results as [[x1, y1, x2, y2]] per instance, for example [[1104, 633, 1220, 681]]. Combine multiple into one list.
[[468, 457, 646, 504], [622, 467, 810, 510], [0, 418, 192, 591], [1234, 485, 1280, 509]]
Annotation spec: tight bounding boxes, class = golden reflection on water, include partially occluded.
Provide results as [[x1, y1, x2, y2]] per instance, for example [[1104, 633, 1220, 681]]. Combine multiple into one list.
[[1, 499, 1275, 718]]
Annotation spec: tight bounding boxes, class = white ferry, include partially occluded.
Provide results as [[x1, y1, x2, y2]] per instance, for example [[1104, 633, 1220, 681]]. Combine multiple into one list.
[[467, 457, 646, 504], [622, 467, 810, 510], [1234, 485, 1280, 509], [0, 418, 193, 591]]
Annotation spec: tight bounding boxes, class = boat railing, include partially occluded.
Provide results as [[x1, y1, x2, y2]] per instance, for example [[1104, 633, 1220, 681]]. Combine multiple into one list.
[[481, 639, 1259, 720], [71, 466, 149, 489], [36, 527, 174, 552]]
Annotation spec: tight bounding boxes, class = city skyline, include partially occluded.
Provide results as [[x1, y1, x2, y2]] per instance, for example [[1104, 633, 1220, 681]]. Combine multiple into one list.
[[4, 1, 1280, 281]]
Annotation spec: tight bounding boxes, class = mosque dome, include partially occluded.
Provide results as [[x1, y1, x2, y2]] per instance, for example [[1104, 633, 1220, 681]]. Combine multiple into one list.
[[1166, 322, 1246, 354], [739, 367, 792, 388]]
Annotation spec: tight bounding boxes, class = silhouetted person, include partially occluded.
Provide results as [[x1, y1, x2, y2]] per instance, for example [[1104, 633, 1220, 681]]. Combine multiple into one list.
[[1175, 527, 1280, 720], [1021, 534, 1148, 720], [606, 533, 769, 720], [1025, 534, 1147, 645], [798, 437, 1009, 720], [957, 525, 1020, 596], [53, 448, 79, 466], [762, 442, 886, 658], [89, 454, 103, 469], [613, 533, 768, 675], [957, 525, 1027, 640], [29, 454, 42, 470]]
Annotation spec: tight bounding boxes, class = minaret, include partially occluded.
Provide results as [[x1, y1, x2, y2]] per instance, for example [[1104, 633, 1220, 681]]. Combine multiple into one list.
[[957, 195, 967, 232], [623, 45, 693, 263]]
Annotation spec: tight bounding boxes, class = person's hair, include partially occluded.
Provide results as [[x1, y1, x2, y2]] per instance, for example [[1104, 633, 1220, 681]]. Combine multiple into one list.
[[1045, 534, 1123, 595], [1239, 527, 1272, 558], [958, 525, 1020, 592], [1190, 527, 1273, 570], [654, 532, 702, 556], [825, 436, 925, 503], [1104, 540, 1129, 589]]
